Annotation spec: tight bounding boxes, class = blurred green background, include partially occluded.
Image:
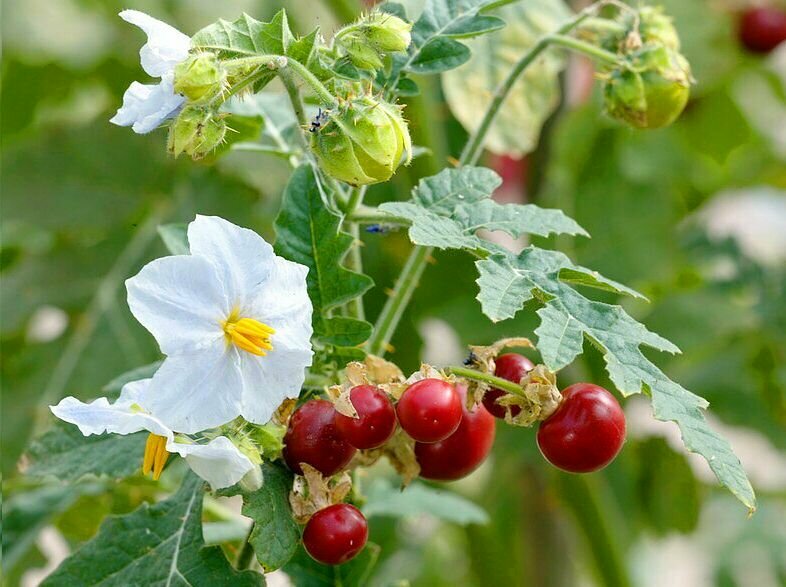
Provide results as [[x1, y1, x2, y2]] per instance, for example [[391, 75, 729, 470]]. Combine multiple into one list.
[[2, 0, 786, 585]]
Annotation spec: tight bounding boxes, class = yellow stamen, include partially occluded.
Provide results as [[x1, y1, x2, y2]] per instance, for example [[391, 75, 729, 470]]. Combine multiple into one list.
[[142, 433, 157, 475], [152, 436, 170, 480], [222, 314, 275, 357]]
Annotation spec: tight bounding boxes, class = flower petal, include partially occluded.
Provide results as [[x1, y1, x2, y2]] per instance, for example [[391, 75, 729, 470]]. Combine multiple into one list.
[[238, 348, 312, 424], [245, 255, 313, 352], [167, 436, 255, 490], [119, 9, 190, 77], [187, 215, 277, 305], [145, 344, 244, 433], [110, 75, 185, 134], [50, 387, 171, 439], [126, 254, 229, 355]]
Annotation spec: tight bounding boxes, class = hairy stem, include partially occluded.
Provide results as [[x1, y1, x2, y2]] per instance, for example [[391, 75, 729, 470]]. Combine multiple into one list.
[[345, 186, 368, 320], [370, 6, 612, 356], [235, 526, 256, 570]]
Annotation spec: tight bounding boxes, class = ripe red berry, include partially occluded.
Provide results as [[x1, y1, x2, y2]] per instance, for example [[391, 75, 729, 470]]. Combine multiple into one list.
[[396, 378, 463, 443], [537, 383, 626, 473], [334, 385, 397, 449], [482, 353, 535, 419], [739, 7, 786, 53], [283, 399, 356, 476], [303, 503, 368, 565], [416, 385, 496, 481]]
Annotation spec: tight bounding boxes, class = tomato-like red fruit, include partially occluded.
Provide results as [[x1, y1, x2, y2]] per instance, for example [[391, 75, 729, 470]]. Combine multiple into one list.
[[283, 399, 356, 476], [482, 353, 535, 419], [303, 503, 368, 565], [739, 7, 786, 53], [537, 383, 626, 473], [415, 385, 496, 480], [396, 378, 463, 443], [334, 384, 397, 449]]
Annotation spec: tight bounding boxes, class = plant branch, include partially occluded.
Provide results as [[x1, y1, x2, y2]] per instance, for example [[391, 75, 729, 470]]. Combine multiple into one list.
[[235, 526, 256, 570], [447, 366, 526, 397]]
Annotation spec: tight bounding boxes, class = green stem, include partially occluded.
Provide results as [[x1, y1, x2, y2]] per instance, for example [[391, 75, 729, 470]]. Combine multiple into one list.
[[548, 34, 621, 65], [235, 527, 256, 570], [446, 366, 526, 397], [279, 68, 308, 130], [367, 245, 431, 355], [349, 207, 408, 225], [370, 6, 614, 356], [344, 186, 368, 320]]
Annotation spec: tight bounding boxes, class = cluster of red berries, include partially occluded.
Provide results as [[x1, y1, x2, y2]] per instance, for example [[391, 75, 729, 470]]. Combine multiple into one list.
[[284, 353, 626, 566]]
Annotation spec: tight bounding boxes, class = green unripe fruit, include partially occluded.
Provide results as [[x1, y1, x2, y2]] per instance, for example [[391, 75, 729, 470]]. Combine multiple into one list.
[[603, 45, 691, 130], [363, 12, 412, 53], [167, 106, 226, 159], [173, 53, 226, 103], [311, 95, 412, 186], [337, 32, 385, 70]]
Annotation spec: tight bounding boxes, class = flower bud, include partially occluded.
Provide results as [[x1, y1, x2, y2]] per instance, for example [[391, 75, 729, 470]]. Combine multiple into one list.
[[603, 45, 691, 130], [167, 106, 226, 159], [311, 94, 412, 186], [337, 32, 385, 70], [362, 12, 412, 53], [173, 53, 226, 103], [634, 6, 681, 50]]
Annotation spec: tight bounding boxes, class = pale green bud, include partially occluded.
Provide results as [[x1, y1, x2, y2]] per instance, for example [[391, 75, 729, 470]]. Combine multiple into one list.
[[602, 6, 681, 53], [311, 94, 412, 186], [167, 106, 226, 159], [337, 31, 385, 70], [173, 53, 226, 103], [603, 45, 691, 130], [362, 12, 412, 53]]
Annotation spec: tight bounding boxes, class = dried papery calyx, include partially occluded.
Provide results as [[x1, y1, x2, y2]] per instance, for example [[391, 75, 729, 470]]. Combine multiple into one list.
[[310, 93, 412, 186], [289, 463, 352, 524]]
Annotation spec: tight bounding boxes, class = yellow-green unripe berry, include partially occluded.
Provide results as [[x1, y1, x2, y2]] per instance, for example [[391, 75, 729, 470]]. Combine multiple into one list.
[[173, 53, 226, 103], [603, 45, 691, 130], [311, 95, 412, 186], [363, 12, 412, 53], [167, 106, 226, 159]]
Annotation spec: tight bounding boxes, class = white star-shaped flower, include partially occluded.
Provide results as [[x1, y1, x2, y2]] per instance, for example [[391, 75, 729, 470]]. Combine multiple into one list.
[[126, 215, 313, 433], [110, 10, 191, 134], [50, 379, 255, 490]]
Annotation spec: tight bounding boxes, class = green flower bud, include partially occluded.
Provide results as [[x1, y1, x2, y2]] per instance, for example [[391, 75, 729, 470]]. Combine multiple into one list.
[[311, 94, 412, 186], [362, 12, 412, 53], [173, 53, 227, 103], [336, 31, 385, 70], [603, 45, 691, 130], [601, 6, 681, 54], [167, 106, 226, 159]]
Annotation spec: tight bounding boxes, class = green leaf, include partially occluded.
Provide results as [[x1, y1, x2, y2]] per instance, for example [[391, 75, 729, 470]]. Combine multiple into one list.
[[157, 223, 189, 255], [43, 473, 264, 586], [275, 165, 374, 347], [283, 543, 381, 587], [390, 0, 510, 82], [379, 167, 588, 250], [475, 249, 755, 510], [362, 479, 489, 525], [443, 0, 572, 156], [23, 420, 147, 482], [102, 361, 162, 392], [218, 462, 299, 572]]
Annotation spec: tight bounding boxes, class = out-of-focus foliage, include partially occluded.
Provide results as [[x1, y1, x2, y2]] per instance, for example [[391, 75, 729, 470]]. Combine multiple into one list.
[[2, 0, 786, 586]]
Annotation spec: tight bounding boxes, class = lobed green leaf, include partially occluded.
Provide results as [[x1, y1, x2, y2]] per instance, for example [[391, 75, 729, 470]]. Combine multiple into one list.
[[43, 473, 264, 586]]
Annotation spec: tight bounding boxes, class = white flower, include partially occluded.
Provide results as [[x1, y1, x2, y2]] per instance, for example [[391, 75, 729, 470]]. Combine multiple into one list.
[[126, 215, 313, 433], [50, 379, 255, 490], [110, 10, 190, 134]]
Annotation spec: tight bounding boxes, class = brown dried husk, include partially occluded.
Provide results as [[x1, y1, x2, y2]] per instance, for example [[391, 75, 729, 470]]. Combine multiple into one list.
[[289, 464, 353, 524]]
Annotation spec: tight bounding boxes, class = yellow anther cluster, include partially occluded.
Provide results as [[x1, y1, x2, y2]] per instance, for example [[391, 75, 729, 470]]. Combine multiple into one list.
[[223, 316, 275, 356], [142, 433, 170, 480]]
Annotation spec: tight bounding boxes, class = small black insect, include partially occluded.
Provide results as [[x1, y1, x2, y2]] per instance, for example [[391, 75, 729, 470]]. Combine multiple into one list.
[[309, 108, 330, 133], [463, 351, 478, 366]]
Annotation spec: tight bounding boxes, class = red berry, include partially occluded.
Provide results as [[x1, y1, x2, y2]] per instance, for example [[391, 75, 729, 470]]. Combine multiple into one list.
[[415, 385, 496, 481], [396, 378, 463, 443], [283, 399, 356, 476], [537, 383, 626, 473], [739, 7, 786, 54], [303, 503, 368, 565], [334, 385, 397, 449], [482, 353, 535, 419]]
